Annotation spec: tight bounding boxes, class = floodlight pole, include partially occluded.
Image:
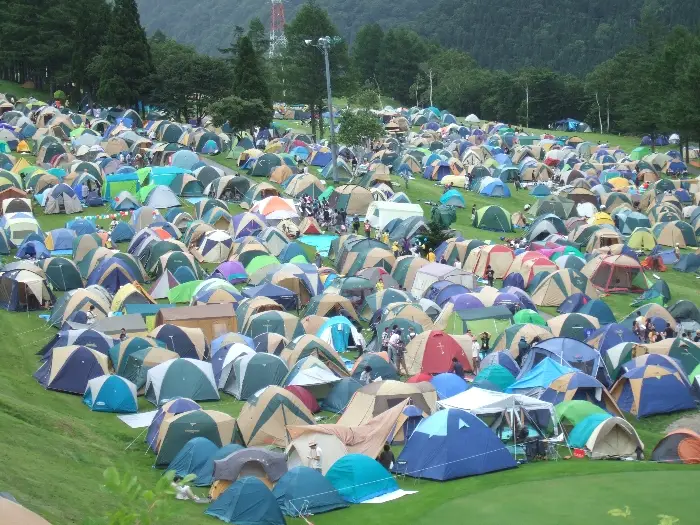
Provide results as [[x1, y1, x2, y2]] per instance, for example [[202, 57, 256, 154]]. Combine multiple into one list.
[[307, 36, 339, 183]]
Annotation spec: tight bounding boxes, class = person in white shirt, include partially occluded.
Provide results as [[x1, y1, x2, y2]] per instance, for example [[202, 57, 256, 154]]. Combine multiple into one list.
[[453, 259, 461, 269], [360, 365, 372, 385], [471, 338, 481, 371], [86, 305, 97, 325], [307, 441, 323, 472], [171, 477, 207, 503]]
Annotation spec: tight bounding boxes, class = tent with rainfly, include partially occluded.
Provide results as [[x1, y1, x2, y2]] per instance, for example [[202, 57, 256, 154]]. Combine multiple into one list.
[[168, 437, 244, 486], [326, 454, 398, 503], [83, 375, 138, 413], [273, 466, 348, 517], [393, 408, 517, 480], [205, 477, 286, 525]]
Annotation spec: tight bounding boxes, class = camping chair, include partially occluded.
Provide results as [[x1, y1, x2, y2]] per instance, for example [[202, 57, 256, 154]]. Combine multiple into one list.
[[542, 433, 566, 461]]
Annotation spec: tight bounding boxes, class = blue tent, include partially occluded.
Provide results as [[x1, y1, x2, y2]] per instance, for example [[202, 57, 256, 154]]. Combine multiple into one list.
[[46, 228, 76, 251], [440, 189, 466, 207], [480, 179, 511, 198], [86, 257, 143, 294], [273, 467, 348, 516], [316, 316, 356, 352], [576, 299, 616, 325], [278, 242, 307, 263], [508, 357, 575, 395], [205, 477, 286, 525], [17, 239, 49, 259], [326, 455, 398, 503], [169, 438, 244, 486], [586, 324, 637, 353], [321, 377, 363, 413], [83, 375, 137, 413], [393, 409, 517, 480], [111, 222, 135, 243], [241, 283, 298, 310], [529, 185, 551, 197], [430, 373, 469, 400], [480, 352, 520, 377], [557, 292, 592, 314], [568, 413, 612, 447], [66, 218, 97, 235], [614, 365, 696, 417], [520, 338, 602, 378]]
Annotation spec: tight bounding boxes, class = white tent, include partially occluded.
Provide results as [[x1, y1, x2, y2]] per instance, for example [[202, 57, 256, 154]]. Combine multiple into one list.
[[465, 114, 480, 123], [410, 262, 477, 298], [365, 201, 423, 230], [437, 387, 558, 435], [214, 343, 255, 389]]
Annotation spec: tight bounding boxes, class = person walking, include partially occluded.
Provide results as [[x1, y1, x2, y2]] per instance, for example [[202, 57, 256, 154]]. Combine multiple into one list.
[[486, 265, 495, 287]]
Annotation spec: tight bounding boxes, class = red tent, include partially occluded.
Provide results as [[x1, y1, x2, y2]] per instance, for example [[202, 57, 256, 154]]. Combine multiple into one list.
[[405, 330, 472, 375], [407, 372, 432, 384], [285, 385, 320, 413]]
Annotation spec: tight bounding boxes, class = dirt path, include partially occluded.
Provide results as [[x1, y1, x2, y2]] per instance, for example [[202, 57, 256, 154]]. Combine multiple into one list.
[[665, 411, 700, 434]]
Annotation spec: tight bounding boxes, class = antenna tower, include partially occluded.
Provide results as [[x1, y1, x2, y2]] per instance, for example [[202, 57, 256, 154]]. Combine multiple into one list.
[[269, 0, 287, 57]]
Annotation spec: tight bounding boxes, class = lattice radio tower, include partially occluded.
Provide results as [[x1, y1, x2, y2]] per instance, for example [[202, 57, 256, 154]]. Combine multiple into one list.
[[269, 0, 287, 57]]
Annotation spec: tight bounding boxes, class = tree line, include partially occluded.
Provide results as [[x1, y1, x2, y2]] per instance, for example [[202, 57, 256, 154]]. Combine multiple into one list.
[[0, 0, 698, 146]]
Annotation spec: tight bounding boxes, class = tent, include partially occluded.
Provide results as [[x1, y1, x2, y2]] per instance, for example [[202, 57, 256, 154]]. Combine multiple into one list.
[[83, 375, 137, 413], [611, 365, 696, 417], [473, 205, 513, 232], [210, 447, 288, 494], [0, 269, 54, 311], [236, 386, 314, 447], [205, 477, 286, 525], [530, 269, 599, 307], [326, 455, 398, 503], [393, 408, 517, 480], [472, 365, 516, 392], [43, 183, 82, 214], [404, 330, 472, 375], [273, 467, 348, 516], [33, 345, 109, 394], [440, 189, 467, 207], [651, 429, 700, 464], [365, 201, 423, 230], [154, 409, 235, 467], [227, 353, 289, 400], [321, 377, 364, 413], [169, 437, 224, 485], [340, 380, 437, 426], [145, 358, 219, 405]]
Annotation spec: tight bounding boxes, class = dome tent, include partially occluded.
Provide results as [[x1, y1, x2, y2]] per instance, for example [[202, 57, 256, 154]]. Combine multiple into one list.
[[326, 454, 398, 503], [83, 375, 137, 413], [273, 467, 348, 516], [205, 477, 286, 525]]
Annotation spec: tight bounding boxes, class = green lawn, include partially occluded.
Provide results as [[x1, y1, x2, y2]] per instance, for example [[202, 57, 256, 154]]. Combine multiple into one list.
[[0, 80, 51, 101]]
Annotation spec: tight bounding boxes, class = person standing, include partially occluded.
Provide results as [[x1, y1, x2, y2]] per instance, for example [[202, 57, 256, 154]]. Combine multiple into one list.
[[664, 323, 675, 340], [377, 444, 395, 471], [427, 249, 436, 262], [307, 441, 323, 473], [471, 204, 477, 222], [364, 220, 371, 238], [352, 215, 360, 234], [517, 336, 530, 365], [314, 251, 322, 268], [486, 265, 495, 287]]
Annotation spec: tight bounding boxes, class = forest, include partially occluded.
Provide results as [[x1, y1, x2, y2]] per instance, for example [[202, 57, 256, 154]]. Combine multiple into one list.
[[1, 0, 699, 145], [135, 0, 700, 74]]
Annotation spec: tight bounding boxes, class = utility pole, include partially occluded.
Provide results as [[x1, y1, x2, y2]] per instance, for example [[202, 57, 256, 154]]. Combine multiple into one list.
[[306, 36, 341, 182]]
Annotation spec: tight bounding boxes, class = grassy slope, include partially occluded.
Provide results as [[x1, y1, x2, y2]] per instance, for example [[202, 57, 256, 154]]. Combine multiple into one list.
[[0, 80, 51, 101], [0, 102, 698, 522]]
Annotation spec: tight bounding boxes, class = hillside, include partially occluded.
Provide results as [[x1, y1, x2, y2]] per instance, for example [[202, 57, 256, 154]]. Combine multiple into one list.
[[136, 0, 700, 74]]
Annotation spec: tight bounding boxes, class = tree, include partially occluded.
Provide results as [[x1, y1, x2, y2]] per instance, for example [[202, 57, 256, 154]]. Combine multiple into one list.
[[377, 28, 427, 104], [351, 23, 384, 85], [423, 219, 451, 251], [247, 17, 270, 58], [232, 35, 271, 109], [208, 95, 272, 133], [94, 0, 153, 107], [337, 110, 385, 148], [348, 86, 381, 109], [86, 467, 187, 525], [283, 1, 350, 139]]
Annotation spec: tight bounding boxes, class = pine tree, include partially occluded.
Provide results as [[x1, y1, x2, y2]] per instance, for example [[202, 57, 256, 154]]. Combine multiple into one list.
[[232, 35, 271, 109], [96, 0, 153, 107]]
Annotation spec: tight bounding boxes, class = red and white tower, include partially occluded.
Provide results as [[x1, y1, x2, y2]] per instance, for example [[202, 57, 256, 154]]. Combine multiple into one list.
[[269, 0, 287, 57]]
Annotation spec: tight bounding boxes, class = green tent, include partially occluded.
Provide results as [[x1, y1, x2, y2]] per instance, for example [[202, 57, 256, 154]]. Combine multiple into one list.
[[250, 153, 283, 176], [630, 146, 651, 161], [229, 353, 289, 400], [431, 205, 457, 228], [473, 205, 513, 232], [472, 364, 515, 392], [138, 183, 157, 203], [42, 257, 83, 291], [168, 280, 204, 303], [513, 309, 547, 326], [246, 254, 280, 276], [155, 410, 232, 467], [555, 400, 607, 429], [145, 358, 219, 406], [443, 306, 513, 336], [319, 185, 335, 201]]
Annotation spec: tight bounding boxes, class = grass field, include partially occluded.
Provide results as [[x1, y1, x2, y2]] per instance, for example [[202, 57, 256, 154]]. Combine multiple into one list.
[[1, 82, 699, 523]]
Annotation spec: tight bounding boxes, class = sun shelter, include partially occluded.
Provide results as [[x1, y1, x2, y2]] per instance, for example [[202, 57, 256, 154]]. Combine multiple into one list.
[[145, 358, 219, 405], [325, 455, 398, 503], [236, 386, 315, 447], [33, 345, 109, 394], [652, 429, 700, 464], [273, 466, 348, 517], [611, 365, 696, 417], [205, 477, 286, 525], [437, 387, 558, 437], [155, 410, 235, 468], [365, 201, 423, 230], [393, 408, 517, 480], [83, 375, 137, 413]]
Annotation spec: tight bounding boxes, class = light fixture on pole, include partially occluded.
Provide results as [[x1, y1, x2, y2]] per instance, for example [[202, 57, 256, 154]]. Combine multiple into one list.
[[305, 36, 341, 183]]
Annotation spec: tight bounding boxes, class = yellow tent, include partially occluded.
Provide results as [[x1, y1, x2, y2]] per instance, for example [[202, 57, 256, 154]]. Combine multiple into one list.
[[588, 211, 615, 226], [11, 157, 30, 174]]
